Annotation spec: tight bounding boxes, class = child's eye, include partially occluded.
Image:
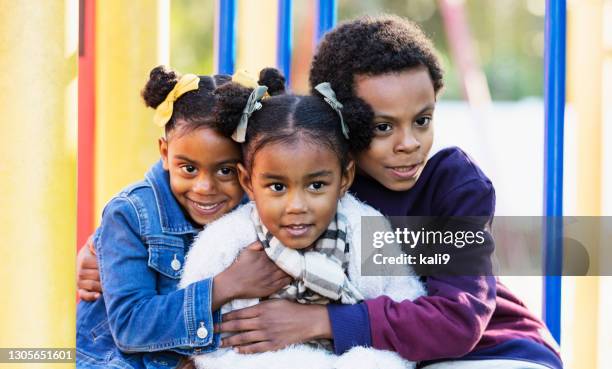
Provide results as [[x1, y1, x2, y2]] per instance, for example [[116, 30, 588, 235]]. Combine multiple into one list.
[[269, 183, 286, 192], [308, 182, 326, 191], [181, 165, 198, 174], [374, 122, 393, 133], [217, 167, 235, 176], [415, 117, 432, 127]]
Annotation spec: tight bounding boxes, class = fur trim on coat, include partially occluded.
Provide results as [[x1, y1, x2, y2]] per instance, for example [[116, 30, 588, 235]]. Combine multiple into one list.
[[180, 193, 425, 369]]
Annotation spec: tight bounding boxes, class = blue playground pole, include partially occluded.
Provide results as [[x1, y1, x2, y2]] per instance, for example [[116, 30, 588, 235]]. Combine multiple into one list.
[[543, 0, 566, 344], [277, 0, 293, 87], [315, 0, 337, 44], [217, 0, 237, 75]]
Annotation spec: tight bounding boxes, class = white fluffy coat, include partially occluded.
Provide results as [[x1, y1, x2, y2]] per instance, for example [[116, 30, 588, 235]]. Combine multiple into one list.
[[180, 194, 425, 369]]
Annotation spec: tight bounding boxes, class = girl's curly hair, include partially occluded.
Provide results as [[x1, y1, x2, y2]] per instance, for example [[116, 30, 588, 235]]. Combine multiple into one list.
[[214, 68, 352, 173], [141, 65, 231, 136]]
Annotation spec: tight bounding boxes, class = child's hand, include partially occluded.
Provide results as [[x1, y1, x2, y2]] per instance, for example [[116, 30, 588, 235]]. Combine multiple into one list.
[[76, 236, 102, 301], [230, 241, 293, 299], [213, 241, 292, 307], [217, 299, 331, 353]]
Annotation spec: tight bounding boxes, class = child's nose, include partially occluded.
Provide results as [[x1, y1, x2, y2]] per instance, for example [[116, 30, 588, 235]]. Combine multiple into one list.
[[285, 191, 308, 214], [395, 128, 421, 154], [193, 175, 217, 195]]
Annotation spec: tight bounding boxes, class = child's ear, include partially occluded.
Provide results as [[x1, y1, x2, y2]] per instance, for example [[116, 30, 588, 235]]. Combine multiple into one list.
[[237, 163, 255, 200], [158, 137, 169, 170], [340, 160, 355, 195]]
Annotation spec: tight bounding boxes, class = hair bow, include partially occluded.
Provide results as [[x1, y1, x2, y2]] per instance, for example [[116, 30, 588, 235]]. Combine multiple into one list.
[[314, 82, 349, 139], [232, 85, 268, 143], [232, 69, 260, 89], [153, 74, 200, 127]]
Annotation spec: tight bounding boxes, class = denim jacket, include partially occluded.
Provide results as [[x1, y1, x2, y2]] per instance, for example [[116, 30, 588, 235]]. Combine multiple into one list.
[[76, 161, 221, 369]]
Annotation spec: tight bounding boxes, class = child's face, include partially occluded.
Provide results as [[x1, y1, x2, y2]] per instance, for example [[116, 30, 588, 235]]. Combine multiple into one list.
[[159, 125, 244, 226], [238, 140, 354, 249], [354, 67, 435, 191]]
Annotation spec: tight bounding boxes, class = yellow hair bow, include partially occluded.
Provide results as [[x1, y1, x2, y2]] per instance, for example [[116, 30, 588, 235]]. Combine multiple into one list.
[[231, 69, 259, 89], [153, 74, 200, 127]]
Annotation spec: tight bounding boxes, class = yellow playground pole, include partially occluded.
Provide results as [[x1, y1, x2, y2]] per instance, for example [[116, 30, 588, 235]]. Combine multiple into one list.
[[0, 0, 78, 368], [95, 0, 170, 219], [566, 0, 603, 368], [236, 0, 278, 76], [599, 2, 612, 364]]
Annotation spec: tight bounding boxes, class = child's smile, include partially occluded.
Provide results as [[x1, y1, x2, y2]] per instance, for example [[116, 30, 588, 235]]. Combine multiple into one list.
[[187, 199, 228, 218], [354, 67, 436, 191], [160, 126, 244, 226], [239, 139, 353, 249]]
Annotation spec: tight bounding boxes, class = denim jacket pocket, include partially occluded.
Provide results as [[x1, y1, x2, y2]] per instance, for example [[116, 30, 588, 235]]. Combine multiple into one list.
[[91, 319, 110, 341], [147, 235, 186, 279], [77, 299, 118, 365], [142, 351, 182, 369]]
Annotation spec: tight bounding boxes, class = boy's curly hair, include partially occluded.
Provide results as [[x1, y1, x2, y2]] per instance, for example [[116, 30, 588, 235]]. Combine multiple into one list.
[[309, 15, 444, 151]]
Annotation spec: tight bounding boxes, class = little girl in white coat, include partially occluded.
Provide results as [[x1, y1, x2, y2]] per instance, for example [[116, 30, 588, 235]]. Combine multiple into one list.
[[180, 69, 425, 369]]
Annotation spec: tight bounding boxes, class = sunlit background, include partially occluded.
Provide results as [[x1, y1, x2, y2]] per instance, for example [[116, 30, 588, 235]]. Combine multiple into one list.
[[169, 4, 612, 367], [0, 1, 610, 368]]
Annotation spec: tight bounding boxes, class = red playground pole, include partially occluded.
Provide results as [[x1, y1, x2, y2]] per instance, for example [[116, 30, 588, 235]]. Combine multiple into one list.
[[77, 0, 96, 251]]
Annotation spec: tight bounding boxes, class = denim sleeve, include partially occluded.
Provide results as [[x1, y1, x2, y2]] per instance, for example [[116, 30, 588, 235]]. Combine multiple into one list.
[[327, 303, 372, 354], [97, 197, 220, 354]]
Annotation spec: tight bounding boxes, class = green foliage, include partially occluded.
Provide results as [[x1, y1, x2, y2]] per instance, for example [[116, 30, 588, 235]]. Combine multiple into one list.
[[338, 0, 545, 100], [169, 0, 545, 101], [170, 0, 215, 75]]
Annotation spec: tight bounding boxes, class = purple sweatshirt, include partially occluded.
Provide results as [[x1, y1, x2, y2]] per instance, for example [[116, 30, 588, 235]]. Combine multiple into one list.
[[327, 147, 562, 369]]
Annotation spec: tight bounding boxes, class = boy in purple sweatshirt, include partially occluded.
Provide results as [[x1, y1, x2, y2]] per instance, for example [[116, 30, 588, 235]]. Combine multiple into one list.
[[308, 15, 562, 369]]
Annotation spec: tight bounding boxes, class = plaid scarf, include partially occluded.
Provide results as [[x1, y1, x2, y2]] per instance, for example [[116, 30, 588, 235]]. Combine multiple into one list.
[[250, 201, 364, 305]]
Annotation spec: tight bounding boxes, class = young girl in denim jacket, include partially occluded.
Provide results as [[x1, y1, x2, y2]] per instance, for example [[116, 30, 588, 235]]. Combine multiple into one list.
[[178, 68, 425, 369], [76, 66, 291, 369]]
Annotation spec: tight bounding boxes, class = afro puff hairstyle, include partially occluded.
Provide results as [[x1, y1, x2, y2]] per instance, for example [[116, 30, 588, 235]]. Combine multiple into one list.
[[214, 68, 352, 173], [309, 15, 444, 152], [141, 65, 231, 137]]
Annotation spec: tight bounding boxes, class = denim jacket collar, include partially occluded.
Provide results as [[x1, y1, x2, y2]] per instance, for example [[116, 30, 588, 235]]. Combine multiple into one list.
[[145, 160, 200, 234]]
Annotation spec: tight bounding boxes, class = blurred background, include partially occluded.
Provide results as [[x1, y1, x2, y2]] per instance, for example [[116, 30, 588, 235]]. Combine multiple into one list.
[[172, 4, 612, 368], [0, 1, 610, 368], [172, 0, 547, 99]]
